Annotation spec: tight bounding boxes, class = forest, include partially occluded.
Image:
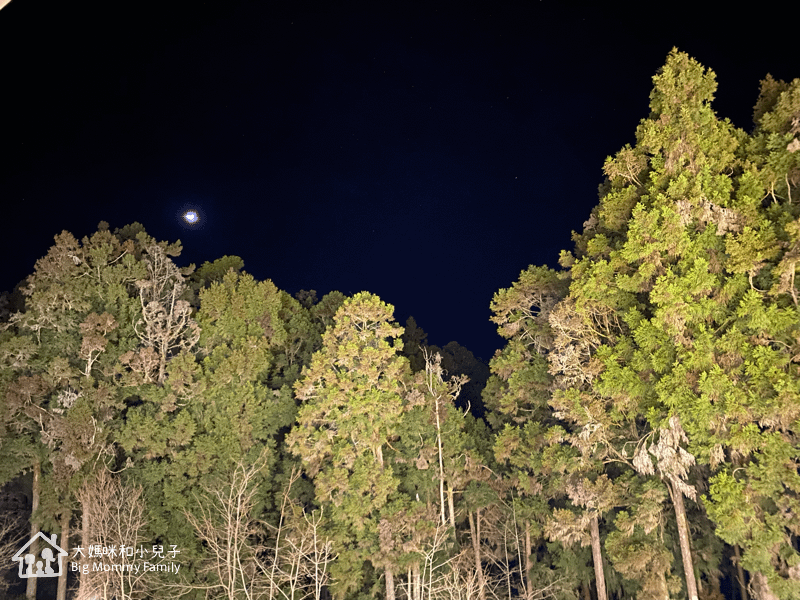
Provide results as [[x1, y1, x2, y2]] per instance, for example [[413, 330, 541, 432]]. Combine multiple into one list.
[[1, 50, 799, 600]]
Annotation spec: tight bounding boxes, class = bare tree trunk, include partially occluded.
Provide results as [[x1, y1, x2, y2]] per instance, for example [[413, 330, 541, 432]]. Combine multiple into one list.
[[582, 580, 591, 600], [468, 510, 486, 600], [589, 513, 608, 600], [734, 544, 748, 600], [671, 483, 699, 600], [435, 395, 446, 527], [447, 483, 455, 531], [412, 562, 421, 600], [26, 460, 40, 600], [385, 566, 396, 600], [57, 510, 69, 600], [78, 494, 91, 600], [525, 520, 533, 600]]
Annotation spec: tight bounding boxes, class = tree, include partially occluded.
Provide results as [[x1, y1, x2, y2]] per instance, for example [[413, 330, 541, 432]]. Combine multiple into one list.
[[76, 468, 153, 600], [401, 316, 430, 373], [391, 348, 490, 600], [546, 49, 761, 600], [487, 265, 607, 600], [400, 317, 490, 415], [1, 222, 172, 600], [699, 73, 800, 600], [118, 270, 302, 594], [263, 469, 335, 600], [483, 50, 792, 600], [287, 292, 411, 600], [133, 242, 200, 385], [188, 255, 245, 302], [182, 450, 272, 600], [547, 50, 799, 600], [431, 341, 489, 416]]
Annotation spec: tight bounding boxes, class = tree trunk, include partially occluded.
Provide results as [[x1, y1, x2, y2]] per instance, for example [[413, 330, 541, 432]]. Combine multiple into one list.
[[26, 460, 40, 600], [525, 520, 533, 600], [468, 510, 486, 600], [412, 562, 421, 600], [376, 444, 385, 469], [158, 340, 167, 385], [57, 510, 69, 600], [582, 581, 591, 600], [385, 566, 396, 600], [670, 483, 699, 600], [435, 395, 446, 527], [447, 483, 455, 531], [734, 544, 748, 600], [78, 497, 91, 600], [589, 513, 608, 600]]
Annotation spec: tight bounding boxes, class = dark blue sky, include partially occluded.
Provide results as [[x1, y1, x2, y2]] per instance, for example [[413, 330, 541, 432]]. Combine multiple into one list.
[[1, 1, 797, 361]]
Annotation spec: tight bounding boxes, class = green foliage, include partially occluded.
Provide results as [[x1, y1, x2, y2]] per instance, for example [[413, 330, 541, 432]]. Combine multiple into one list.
[[118, 269, 306, 569], [486, 49, 800, 600], [288, 292, 411, 598], [0, 223, 179, 532], [189, 254, 245, 294], [2, 50, 799, 600]]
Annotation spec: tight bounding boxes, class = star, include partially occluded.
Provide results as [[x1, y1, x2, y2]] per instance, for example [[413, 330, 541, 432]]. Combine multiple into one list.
[[183, 211, 199, 224]]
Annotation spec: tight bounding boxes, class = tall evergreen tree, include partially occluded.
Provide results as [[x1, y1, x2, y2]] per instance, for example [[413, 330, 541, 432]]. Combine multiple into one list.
[[288, 292, 411, 600], [1, 222, 177, 599], [486, 50, 800, 600], [118, 269, 304, 596], [550, 50, 799, 600], [700, 74, 800, 600]]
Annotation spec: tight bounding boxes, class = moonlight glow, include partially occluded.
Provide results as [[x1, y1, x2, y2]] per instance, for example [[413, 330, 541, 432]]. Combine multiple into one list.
[[183, 210, 199, 224]]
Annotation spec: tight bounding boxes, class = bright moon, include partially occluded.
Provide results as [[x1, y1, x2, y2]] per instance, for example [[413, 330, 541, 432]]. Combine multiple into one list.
[[183, 211, 199, 224]]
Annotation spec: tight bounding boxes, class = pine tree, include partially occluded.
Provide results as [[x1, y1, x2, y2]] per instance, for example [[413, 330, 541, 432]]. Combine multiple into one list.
[[487, 261, 627, 600], [288, 292, 411, 600], [118, 269, 303, 593], [550, 50, 799, 600], [1, 222, 171, 599], [699, 74, 800, 600]]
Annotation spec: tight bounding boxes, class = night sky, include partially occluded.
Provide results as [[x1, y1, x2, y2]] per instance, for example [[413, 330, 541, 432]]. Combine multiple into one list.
[[1, 1, 797, 362]]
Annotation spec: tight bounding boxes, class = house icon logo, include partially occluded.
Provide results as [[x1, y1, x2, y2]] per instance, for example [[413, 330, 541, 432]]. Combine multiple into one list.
[[12, 532, 68, 579]]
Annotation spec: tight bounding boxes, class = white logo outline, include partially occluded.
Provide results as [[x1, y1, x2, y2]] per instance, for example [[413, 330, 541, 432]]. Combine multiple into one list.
[[12, 532, 68, 579]]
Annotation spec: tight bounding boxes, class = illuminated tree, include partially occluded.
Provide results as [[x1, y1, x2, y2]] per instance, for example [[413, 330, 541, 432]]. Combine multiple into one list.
[[551, 50, 800, 600], [1, 222, 161, 600], [288, 292, 411, 600], [118, 270, 302, 587]]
